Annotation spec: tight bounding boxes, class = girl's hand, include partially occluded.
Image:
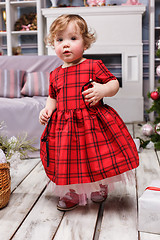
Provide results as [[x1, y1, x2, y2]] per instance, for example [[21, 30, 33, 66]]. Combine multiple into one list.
[[82, 81, 105, 106], [39, 96, 57, 125], [82, 80, 119, 107], [39, 108, 52, 125]]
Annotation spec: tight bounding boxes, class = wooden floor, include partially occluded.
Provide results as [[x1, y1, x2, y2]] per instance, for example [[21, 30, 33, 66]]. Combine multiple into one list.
[[0, 123, 160, 240]]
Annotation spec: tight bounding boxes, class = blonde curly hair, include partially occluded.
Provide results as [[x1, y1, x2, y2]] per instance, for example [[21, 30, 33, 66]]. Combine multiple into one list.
[[46, 14, 96, 50]]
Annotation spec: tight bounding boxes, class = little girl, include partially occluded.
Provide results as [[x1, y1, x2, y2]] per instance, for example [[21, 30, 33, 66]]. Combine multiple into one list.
[[39, 14, 139, 211]]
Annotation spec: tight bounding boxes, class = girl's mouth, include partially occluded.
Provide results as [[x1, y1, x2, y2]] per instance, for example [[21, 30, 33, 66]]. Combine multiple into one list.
[[63, 50, 71, 55]]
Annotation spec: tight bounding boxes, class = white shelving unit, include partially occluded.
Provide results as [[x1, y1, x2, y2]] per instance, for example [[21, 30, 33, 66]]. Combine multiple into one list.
[[149, 0, 160, 87], [149, 0, 160, 120], [0, 0, 46, 56]]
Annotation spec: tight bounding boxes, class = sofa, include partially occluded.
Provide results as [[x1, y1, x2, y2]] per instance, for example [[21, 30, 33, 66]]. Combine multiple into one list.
[[0, 55, 63, 157]]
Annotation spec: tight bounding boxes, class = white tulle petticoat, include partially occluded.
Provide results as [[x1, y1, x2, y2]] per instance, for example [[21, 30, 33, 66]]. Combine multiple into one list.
[[49, 170, 135, 206]]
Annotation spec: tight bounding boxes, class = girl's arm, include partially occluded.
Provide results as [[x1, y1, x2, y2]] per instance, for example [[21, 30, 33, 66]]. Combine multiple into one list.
[[82, 79, 119, 106], [39, 96, 57, 125]]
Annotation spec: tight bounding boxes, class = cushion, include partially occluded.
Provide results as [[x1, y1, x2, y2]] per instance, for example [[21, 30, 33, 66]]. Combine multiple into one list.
[[21, 72, 49, 96], [0, 69, 25, 98]]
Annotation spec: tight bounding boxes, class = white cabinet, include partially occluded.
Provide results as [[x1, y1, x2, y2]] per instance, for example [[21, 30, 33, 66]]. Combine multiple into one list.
[[0, 0, 45, 56]]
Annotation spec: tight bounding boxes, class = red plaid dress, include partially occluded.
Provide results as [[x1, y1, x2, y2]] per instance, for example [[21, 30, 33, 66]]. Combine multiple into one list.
[[40, 59, 139, 188]]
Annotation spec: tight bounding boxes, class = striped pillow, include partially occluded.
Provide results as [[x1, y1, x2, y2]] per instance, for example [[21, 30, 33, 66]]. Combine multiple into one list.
[[0, 69, 25, 98], [21, 72, 49, 96]]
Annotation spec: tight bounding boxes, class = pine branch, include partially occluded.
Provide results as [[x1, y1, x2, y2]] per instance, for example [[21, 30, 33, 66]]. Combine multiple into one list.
[[0, 126, 38, 161]]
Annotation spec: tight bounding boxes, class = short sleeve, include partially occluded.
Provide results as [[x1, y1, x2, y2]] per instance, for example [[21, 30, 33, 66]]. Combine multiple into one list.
[[95, 60, 117, 84], [49, 71, 57, 99]]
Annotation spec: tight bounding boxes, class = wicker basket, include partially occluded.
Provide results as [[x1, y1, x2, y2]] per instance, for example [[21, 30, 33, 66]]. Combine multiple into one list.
[[0, 162, 11, 209]]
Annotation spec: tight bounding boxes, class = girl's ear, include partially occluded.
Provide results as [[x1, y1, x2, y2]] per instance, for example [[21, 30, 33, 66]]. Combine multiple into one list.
[[84, 45, 88, 51]]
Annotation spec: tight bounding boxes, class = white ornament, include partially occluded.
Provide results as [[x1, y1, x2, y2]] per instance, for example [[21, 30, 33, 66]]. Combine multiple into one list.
[[156, 65, 160, 76], [142, 123, 154, 137], [155, 123, 160, 135], [156, 39, 160, 49]]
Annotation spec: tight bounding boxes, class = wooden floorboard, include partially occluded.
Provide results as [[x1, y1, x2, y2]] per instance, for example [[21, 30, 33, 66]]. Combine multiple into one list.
[[0, 123, 160, 239], [54, 200, 99, 240], [0, 162, 48, 240], [98, 170, 138, 240], [10, 158, 40, 192], [140, 232, 160, 240], [12, 182, 64, 240]]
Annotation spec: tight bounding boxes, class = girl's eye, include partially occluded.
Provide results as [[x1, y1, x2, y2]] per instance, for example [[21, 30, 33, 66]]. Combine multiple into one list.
[[71, 37, 76, 40], [57, 38, 63, 42]]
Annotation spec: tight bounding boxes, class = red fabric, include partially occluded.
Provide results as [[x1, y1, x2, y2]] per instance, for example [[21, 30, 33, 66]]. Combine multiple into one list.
[[145, 187, 160, 191], [40, 59, 139, 185]]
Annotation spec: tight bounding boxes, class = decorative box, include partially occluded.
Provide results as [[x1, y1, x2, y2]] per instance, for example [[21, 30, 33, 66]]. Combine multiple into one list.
[[138, 180, 160, 234]]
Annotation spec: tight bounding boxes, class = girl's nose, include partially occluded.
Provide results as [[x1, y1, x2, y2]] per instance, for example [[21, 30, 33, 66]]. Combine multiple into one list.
[[63, 40, 70, 48]]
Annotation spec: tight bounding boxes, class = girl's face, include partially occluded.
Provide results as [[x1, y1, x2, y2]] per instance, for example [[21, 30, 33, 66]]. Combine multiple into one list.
[[54, 22, 86, 66]]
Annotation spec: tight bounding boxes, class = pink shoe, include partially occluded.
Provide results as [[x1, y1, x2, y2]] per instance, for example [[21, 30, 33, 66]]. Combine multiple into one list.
[[57, 189, 79, 211], [91, 184, 108, 203]]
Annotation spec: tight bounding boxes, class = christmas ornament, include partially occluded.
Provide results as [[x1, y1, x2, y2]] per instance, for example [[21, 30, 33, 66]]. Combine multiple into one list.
[[155, 123, 160, 135], [156, 39, 160, 49], [150, 91, 159, 100], [141, 123, 154, 137], [156, 65, 160, 76]]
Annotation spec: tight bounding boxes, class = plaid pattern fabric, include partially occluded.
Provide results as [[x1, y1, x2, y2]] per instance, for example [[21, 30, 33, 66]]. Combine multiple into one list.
[[40, 59, 139, 185]]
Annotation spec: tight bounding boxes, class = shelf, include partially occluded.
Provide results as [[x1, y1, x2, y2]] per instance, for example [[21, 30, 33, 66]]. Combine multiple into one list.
[[1, 45, 7, 49], [20, 43, 37, 49], [0, 31, 7, 36], [11, 30, 38, 35], [10, 1, 37, 7], [155, 27, 160, 30], [0, 3, 5, 8]]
